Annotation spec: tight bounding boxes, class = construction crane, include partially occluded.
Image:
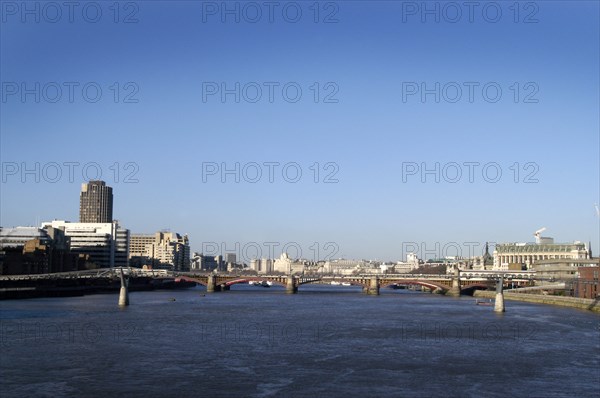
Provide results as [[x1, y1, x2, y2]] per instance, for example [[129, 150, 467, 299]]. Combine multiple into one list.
[[534, 227, 546, 243]]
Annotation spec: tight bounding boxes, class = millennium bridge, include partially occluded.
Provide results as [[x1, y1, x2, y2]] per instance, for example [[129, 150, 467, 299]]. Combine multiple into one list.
[[0, 268, 537, 297]]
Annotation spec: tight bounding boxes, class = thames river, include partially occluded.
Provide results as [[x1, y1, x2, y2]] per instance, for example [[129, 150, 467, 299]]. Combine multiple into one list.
[[1, 285, 599, 397]]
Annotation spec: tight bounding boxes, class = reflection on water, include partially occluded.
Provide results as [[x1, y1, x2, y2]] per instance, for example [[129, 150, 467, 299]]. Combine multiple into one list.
[[1, 284, 599, 397]]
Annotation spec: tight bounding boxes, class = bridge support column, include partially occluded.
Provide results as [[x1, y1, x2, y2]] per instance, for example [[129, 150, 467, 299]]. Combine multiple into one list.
[[494, 277, 505, 313], [446, 268, 461, 297], [367, 277, 379, 295], [206, 275, 218, 293], [118, 269, 129, 307], [286, 275, 298, 294]]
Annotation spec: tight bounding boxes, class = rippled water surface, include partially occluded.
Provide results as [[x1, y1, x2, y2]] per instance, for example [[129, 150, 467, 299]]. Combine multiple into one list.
[[1, 285, 599, 397]]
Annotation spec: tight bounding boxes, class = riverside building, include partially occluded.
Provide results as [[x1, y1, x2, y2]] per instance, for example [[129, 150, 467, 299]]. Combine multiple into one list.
[[130, 232, 190, 271], [41, 220, 129, 268], [493, 236, 590, 271]]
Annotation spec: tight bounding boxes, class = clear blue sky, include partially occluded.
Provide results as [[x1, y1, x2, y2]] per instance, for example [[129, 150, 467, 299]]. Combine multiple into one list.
[[1, 1, 599, 262]]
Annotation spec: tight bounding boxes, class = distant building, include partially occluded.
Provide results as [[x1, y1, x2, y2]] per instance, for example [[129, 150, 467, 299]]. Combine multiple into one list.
[[225, 253, 236, 264], [574, 266, 600, 299], [42, 220, 129, 268], [323, 259, 358, 275], [533, 258, 599, 281], [259, 258, 273, 274], [190, 253, 220, 272], [395, 252, 421, 273], [273, 253, 305, 274], [0, 227, 50, 249], [273, 253, 292, 273], [0, 226, 89, 275], [493, 238, 589, 271], [130, 232, 190, 271], [245, 258, 272, 273], [79, 180, 113, 223], [129, 234, 156, 266], [471, 242, 494, 270], [215, 255, 225, 271]]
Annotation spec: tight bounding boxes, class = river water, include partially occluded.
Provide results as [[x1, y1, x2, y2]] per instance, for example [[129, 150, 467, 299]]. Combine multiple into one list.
[[1, 284, 598, 397]]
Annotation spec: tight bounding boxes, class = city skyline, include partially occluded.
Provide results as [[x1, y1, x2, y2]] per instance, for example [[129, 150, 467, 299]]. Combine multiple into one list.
[[1, 2, 599, 261], [2, 3, 598, 398], [1, 178, 595, 264]]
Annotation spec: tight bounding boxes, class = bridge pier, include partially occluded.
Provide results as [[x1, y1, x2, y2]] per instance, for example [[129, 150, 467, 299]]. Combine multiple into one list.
[[446, 268, 461, 297], [206, 275, 217, 293], [367, 276, 379, 295], [118, 269, 129, 307], [494, 276, 505, 313], [286, 275, 298, 294]]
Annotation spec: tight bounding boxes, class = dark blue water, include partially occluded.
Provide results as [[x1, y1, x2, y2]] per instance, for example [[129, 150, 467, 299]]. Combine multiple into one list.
[[1, 285, 599, 397]]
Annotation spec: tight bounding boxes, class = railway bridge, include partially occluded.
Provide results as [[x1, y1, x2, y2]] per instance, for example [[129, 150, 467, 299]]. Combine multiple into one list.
[[176, 270, 536, 295]]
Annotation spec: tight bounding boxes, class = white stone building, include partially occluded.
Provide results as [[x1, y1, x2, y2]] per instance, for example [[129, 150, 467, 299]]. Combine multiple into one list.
[[493, 239, 589, 271], [130, 231, 190, 271], [42, 220, 129, 268]]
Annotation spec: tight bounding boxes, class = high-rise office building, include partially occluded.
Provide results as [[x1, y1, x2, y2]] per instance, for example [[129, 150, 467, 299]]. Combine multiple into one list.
[[79, 180, 113, 223]]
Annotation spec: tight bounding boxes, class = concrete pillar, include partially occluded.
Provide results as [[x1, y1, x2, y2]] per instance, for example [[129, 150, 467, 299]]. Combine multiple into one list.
[[494, 276, 505, 313], [446, 268, 461, 297], [118, 269, 129, 307], [367, 276, 379, 295], [206, 274, 216, 293], [286, 275, 298, 294]]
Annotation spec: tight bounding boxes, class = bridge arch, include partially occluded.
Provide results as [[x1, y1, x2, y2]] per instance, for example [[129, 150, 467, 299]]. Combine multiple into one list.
[[460, 282, 491, 295], [221, 277, 287, 288], [379, 280, 450, 292], [175, 276, 207, 286], [298, 279, 367, 288]]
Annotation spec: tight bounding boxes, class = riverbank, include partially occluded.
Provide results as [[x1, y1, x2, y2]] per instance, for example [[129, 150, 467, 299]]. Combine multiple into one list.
[[473, 290, 600, 313]]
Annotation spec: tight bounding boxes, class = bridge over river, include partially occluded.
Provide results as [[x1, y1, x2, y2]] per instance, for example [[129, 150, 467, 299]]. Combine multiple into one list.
[[0, 268, 537, 298], [175, 269, 536, 296]]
